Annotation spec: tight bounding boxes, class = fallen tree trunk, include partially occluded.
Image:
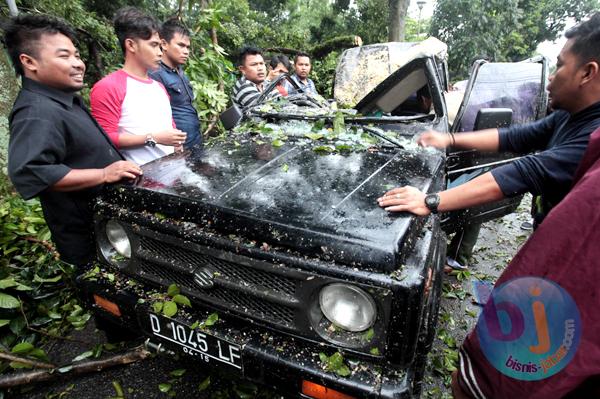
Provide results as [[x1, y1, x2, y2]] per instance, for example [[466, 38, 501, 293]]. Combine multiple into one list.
[[0, 346, 151, 388]]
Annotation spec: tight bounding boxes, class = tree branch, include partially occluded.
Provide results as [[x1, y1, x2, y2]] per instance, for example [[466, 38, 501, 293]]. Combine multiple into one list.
[[0, 352, 55, 369], [0, 346, 151, 388]]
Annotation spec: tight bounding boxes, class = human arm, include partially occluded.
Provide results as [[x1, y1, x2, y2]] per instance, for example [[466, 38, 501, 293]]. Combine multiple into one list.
[[90, 73, 186, 148], [377, 172, 503, 215], [417, 128, 500, 151], [50, 161, 142, 192], [116, 129, 187, 148]]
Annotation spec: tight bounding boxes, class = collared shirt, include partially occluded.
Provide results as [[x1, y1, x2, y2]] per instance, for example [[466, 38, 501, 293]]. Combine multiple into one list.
[[490, 102, 600, 222], [149, 62, 201, 148], [283, 74, 318, 96], [8, 78, 123, 266]]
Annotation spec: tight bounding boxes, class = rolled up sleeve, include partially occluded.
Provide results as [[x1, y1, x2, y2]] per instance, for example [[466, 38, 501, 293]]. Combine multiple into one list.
[[8, 117, 71, 199]]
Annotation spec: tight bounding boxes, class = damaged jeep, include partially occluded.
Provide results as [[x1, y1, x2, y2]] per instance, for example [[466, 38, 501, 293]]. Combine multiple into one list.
[[78, 39, 548, 398]]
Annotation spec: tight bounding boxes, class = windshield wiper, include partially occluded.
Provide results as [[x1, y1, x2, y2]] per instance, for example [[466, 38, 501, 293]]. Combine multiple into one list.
[[358, 125, 405, 149]]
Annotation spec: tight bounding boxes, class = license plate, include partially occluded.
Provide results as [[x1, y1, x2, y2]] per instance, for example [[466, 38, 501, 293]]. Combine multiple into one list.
[[148, 313, 242, 370]]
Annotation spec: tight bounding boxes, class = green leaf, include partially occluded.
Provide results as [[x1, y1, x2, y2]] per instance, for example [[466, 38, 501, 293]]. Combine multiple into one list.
[[72, 350, 94, 362], [0, 279, 17, 289], [363, 328, 374, 341], [370, 347, 380, 356], [58, 365, 73, 373], [172, 294, 191, 308], [0, 320, 9, 327], [33, 274, 61, 283], [28, 348, 49, 362], [11, 342, 34, 354], [153, 302, 164, 313], [281, 163, 289, 173], [167, 284, 180, 297], [190, 320, 200, 330], [198, 376, 211, 392], [158, 383, 172, 393], [272, 139, 284, 147], [112, 380, 124, 397], [163, 301, 178, 318], [304, 133, 324, 140], [313, 145, 335, 153], [0, 293, 20, 309], [169, 368, 186, 377], [204, 312, 218, 327]]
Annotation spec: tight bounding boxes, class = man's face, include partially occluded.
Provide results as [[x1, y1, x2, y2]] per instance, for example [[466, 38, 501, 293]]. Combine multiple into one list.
[[22, 33, 85, 92], [161, 32, 191, 67], [240, 54, 266, 84], [295, 56, 311, 80], [268, 62, 288, 80], [129, 32, 162, 71], [547, 39, 582, 113]]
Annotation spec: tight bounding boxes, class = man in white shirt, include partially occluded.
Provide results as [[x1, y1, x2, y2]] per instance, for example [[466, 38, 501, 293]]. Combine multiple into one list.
[[91, 7, 186, 165]]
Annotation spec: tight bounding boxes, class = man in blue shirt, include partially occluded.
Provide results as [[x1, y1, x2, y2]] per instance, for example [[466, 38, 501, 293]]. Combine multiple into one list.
[[150, 20, 201, 148], [284, 52, 318, 96]]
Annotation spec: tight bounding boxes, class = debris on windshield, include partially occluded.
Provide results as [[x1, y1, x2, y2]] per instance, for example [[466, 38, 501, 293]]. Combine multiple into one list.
[[232, 117, 437, 155]]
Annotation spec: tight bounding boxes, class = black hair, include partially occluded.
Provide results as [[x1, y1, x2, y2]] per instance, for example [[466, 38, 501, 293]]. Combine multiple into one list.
[[269, 54, 291, 71], [565, 13, 600, 64], [2, 14, 77, 76], [113, 7, 160, 54], [238, 46, 263, 66], [294, 51, 311, 64], [160, 18, 190, 43]]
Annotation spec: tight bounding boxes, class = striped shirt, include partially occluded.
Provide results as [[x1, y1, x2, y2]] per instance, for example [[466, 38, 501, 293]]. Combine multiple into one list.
[[232, 76, 263, 108]]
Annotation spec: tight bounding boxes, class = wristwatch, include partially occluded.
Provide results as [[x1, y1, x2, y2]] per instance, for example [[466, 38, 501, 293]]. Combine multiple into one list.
[[424, 193, 441, 214], [145, 134, 157, 148]]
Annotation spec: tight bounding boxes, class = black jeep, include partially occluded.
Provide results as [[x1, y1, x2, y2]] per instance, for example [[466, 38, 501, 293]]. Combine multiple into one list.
[[78, 41, 548, 398]]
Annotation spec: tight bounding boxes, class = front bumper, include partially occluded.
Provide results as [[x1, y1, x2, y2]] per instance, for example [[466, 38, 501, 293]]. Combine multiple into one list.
[[78, 275, 422, 399]]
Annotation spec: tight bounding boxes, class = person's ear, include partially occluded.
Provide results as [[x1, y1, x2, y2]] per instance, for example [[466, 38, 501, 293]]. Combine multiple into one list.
[[238, 65, 245, 75], [125, 38, 137, 54], [581, 61, 599, 86], [160, 39, 168, 50], [19, 53, 38, 74]]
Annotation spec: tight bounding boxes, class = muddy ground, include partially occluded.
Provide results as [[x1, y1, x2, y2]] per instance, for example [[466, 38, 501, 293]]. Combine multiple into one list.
[[5, 197, 532, 399]]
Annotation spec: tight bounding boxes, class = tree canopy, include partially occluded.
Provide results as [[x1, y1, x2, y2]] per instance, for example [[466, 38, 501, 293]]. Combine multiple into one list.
[[431, 0, 599, 80]]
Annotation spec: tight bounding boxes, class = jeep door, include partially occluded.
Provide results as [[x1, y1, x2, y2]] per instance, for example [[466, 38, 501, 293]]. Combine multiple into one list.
[[442, 57, 548, 232]]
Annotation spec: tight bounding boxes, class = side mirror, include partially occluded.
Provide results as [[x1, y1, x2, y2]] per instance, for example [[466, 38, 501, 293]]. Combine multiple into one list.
[[219, 103, 243, 130], [474, 108, 512, 130]]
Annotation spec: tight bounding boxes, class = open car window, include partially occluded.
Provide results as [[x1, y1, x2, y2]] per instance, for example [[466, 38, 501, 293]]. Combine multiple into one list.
[[452, 58, 548, 133]]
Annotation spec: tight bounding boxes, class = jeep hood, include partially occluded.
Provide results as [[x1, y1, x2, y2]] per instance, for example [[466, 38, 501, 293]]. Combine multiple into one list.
[[108, 142, 444, 272]]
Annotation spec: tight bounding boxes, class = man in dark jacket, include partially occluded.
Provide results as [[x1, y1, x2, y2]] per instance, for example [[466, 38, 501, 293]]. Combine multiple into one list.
[[378, 13, 600, 269], [5, 15, 141, 269]]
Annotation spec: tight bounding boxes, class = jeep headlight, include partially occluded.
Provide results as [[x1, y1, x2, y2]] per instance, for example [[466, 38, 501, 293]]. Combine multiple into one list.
[[105, 220, 131, 258], [319, 283, 376, 332]]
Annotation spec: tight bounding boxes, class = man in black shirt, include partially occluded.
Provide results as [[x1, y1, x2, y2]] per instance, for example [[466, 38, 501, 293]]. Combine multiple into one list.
[[378, 14, 600, 264], [5, 15, 142, 268]]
